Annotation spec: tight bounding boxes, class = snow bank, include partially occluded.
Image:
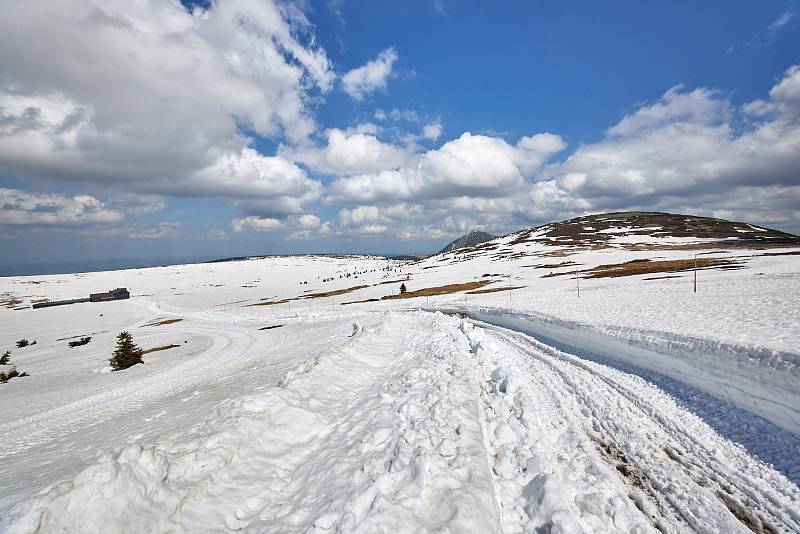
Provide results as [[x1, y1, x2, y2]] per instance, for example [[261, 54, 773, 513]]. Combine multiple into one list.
[[460, 306, 800, 436], [461, 319, 800, 533]]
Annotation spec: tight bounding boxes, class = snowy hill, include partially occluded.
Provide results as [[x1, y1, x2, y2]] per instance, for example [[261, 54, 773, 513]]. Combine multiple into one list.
[[437, 230, 497, 254], [1, 215, 800, 532]]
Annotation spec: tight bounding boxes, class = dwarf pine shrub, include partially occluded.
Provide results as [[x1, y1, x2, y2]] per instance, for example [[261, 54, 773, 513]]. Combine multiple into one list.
[[69, 337, 92, 348], [0, 367, 27, 383], [109, 331, 144, 371]]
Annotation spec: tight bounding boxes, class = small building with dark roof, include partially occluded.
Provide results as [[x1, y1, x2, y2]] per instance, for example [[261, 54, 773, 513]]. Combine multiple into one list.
[[89, 288, 130, 302]]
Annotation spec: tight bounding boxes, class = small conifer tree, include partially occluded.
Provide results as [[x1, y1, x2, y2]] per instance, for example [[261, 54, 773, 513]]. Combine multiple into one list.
[[16, 339, 29, 348], [109, 331, 144, 371], [400, 283, 407, 294], [0, 350, 10, 365]]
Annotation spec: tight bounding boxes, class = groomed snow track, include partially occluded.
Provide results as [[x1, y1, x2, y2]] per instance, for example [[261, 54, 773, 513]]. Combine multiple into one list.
[[4, 311, 799, 533], [464, 318, 800, 533]]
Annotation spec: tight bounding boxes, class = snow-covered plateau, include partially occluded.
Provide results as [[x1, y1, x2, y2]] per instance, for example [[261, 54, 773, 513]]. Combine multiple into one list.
[[1, 219, 799, 533]]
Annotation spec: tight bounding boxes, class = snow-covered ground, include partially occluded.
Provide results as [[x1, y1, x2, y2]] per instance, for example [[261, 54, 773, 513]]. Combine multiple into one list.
[[1, 236, 799, 532]]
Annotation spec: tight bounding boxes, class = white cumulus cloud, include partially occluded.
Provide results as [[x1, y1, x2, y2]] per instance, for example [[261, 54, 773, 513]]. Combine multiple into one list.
[[341, 48, 398, 101], [231, 216, 284, 232], [0, 0, 332, 214], [0, 188, 123, 226]]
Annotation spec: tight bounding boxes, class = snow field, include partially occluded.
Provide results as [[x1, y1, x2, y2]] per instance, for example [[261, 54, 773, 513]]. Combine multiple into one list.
[[1, 247, 798, 533], [7, 310, 799, 533], [6, 312, 502, 533]]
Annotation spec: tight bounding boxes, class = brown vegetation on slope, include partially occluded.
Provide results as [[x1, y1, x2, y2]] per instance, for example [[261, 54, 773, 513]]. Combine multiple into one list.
[[584, 258, 742, 279], [141, 344, 181, 355], [467, 286, 527, 294], [142, 318, 184, 327], [382, 280, 495, 300]]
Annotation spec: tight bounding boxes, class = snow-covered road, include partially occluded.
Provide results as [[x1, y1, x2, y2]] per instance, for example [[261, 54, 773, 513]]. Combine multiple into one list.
[[466, 319, 799, 533], [5, 311, 798, 533]]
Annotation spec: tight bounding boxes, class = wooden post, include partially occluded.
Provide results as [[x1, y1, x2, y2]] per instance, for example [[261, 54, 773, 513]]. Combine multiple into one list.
[[694, 254, 697, 293]]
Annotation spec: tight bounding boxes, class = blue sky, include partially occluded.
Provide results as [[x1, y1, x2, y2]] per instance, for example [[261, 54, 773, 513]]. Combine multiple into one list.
[[1, 0, 799, 268]]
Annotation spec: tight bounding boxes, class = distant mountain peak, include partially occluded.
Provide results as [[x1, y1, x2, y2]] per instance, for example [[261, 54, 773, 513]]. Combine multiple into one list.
[[438, 230, 496, 254]]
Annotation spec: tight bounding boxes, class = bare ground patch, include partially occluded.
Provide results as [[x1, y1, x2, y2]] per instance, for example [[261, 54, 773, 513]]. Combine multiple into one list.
[[467, 285, 526, 294], [541, 258, 743, 279], [383, 280, 495, 300], [248, 299, 291, 307], [142, 318, 184, 327], [585, 258, 742, 279], [301, 285, 370, 299], [0, 294, 23, 309]]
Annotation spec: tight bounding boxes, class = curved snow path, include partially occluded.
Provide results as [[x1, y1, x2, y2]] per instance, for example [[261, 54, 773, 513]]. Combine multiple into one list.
[[0, 322, 258, 458], [4, 311, 798, 533]]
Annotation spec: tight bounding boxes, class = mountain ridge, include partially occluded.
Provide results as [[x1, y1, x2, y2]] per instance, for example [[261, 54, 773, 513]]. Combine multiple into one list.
[[437, 230, 496, 254]]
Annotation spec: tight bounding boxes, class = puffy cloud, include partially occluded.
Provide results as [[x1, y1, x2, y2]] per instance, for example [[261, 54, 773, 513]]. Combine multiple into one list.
[[287, 213, 331, 239], [283, 128, 409, 176], [341, 48, 398, 101], [328, 131, 566, 203], [327, 66, 800, 239], [128, 222, 181, 240], [0, 0, 331, 210], [422, 121, 443, 141], [297, 214, 322, 229], [0, 188, 123, 226], [770, 65, 800, 116], [339, 205, 383, 226], [551, 67, 800, 203], [606, 86, 729, 137], [192, 149, 321, 216], [230, 216, 284, 232]]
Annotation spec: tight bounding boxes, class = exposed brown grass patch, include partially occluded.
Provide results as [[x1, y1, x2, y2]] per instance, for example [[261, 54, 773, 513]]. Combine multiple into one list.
[[0, 294, 23, 309], [302, 284, 369, 299], [467, 285, 526, 294], [339, 298, 381, 306], [620, 241, 798, 252], [383, 280, 495, 300], [585, 258, 741, 279], [142, 344, 180, 355], [248, 283, 373, 307], [142, 318, 184, 327], [533, 261, 577, 269], [248, 299, 291, 307]]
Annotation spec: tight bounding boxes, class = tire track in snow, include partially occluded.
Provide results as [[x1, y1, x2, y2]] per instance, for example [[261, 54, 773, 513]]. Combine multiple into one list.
[[466, 319, 800, 533]]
